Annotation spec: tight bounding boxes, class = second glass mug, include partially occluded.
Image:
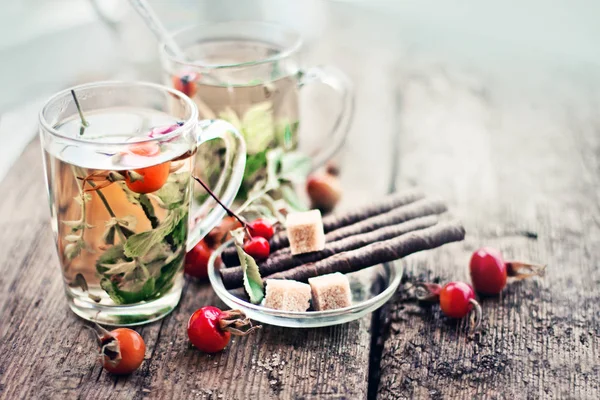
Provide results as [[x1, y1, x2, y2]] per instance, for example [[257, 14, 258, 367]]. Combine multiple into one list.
[[160, 21, 354, 200], [39, 81, 246, 326]]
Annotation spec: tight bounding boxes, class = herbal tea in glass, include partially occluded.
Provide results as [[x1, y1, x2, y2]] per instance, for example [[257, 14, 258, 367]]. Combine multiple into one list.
[[160, 22, 354, 202], [40, 82, 246, 326]]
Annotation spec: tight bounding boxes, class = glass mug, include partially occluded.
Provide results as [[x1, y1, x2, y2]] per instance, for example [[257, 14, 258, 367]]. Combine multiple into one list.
[[39, 81, 246, 325], [160, 21, 354, 200]]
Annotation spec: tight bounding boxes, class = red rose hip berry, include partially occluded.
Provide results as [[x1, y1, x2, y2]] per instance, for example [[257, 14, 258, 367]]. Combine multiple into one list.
[[439, 281, 477, 319], [417, 281, 483, 331], [187, 307, 261, 353], [91, 326, 146, 375], [306, 172, 342, 213], [248, 219, 275, 240], [172, 71, 199, 97], [469, 247, 546, 295], [184, 239, 212, 279], [244, 237, 270, 259]]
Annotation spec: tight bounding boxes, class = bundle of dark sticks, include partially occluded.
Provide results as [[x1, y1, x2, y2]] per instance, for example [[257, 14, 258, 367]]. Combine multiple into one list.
[[220, 189, 465, 291]]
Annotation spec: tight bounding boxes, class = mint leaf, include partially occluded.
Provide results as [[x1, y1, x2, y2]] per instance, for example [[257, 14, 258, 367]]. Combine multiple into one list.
[[100, 260, 137, 275], [151, 181, 186, 209], [279, 152, 311, 183], [241, 102, 275, 154], [244, 151, 268, 181], [265, 148, 284, 190], [276, 120, 299, 150], [124, 207, 187, 258], [151, 251, 185, 300], [97, 244, 126, 264], [100, 275, 156, 304], [218, 107, 242, 131], [281, 184, 309, 212], [231, 228, 264, 304]]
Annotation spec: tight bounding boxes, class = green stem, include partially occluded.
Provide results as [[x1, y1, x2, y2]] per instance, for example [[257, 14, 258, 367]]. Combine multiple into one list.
[[87, 181, 127, 244], [71, 90, 89, 134]]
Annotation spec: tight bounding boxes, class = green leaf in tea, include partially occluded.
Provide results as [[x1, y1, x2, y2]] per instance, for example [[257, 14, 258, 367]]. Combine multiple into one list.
[[148, 181, 186, 210], [100, 260, 137, 276], [231, 228, 264, 304], [275, 120, 299, 150], [150, 251, 185, 300], [245, 151, 268, 181], [101, 274, 156, 305], [218, 107, 243, 131], [97, 244, 126, 266], [167, 215, 188, 248], [103, 216, 137, 244], [123, 207, 187, 258], [279, 151, 311, 183], [241, 101, 275, 155], [266, 148, 284, 190], [281, 183, 309, 212], [138, 193, 159, 228]]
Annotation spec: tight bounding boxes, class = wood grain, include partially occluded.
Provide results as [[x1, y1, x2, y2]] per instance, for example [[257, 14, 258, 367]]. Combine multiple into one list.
[[0, 143, 372, 400], [376, 64, 600, 399]]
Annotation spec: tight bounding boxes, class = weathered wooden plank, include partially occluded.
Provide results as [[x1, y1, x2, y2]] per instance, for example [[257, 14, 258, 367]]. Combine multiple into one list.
[[377, 63, 600, 399]]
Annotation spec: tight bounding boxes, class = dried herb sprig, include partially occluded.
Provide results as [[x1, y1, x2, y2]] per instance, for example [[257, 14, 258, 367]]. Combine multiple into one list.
[[62, 166, 94, 260]]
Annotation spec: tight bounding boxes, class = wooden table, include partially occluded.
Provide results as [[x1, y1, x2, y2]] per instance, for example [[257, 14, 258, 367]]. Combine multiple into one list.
[[1, 17, 600, 400]]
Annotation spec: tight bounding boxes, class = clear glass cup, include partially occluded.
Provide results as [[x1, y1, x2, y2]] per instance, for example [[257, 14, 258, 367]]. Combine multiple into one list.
[[159, 21, 354, 201], [39, 81, 246, 326]]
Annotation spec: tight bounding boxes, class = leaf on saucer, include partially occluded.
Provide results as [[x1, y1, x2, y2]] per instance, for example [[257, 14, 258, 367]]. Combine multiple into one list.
[[231, 228, 264, 304]]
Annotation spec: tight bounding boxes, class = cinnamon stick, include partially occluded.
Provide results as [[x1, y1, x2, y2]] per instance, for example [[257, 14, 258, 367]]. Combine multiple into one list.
[[323, 198, 446, 244], [221, 189, 426, 266], [225, 220, 465, 291], [220, 215, 439, 289]]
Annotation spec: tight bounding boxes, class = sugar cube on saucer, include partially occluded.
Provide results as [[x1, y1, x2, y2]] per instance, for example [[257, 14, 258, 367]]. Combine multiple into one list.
[[263, 279, 312, 312], [308, 273, 352, 311], [286, 210, 326, 255]]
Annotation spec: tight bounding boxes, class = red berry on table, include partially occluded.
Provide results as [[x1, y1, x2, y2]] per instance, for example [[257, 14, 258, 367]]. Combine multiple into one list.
[[187, 306, 231, 353], [96, 327, 146, 375], [306, 172, 342, 213], [439, 281, 477, 319], [172, 71, 199, 97], [184, 239, 213, 279], [469, 247, 507, 295], [248, 218, 275, 240], [244, 236, 270, 259], [469, 247, 546, 295], [187, 307, 261, 353], [417, 281, 482, 331]]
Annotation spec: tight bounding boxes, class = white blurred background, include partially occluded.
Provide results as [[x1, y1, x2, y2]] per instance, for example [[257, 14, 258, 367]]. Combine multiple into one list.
[[1, 0, 599, 180]]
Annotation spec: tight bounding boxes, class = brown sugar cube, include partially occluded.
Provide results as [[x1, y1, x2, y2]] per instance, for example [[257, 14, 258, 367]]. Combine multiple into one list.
[[263, 279, 311, 312], [308, 272, 352, 311], [286, 210, 326, 255]]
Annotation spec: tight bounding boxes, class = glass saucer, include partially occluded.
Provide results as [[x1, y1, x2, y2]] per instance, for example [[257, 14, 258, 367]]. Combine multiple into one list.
[[207, 240, 402, 328]]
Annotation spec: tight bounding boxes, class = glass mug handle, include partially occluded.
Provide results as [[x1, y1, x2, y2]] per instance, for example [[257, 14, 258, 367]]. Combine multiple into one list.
[[186, 119, 246, 251], [299, 66, 355, 169]]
